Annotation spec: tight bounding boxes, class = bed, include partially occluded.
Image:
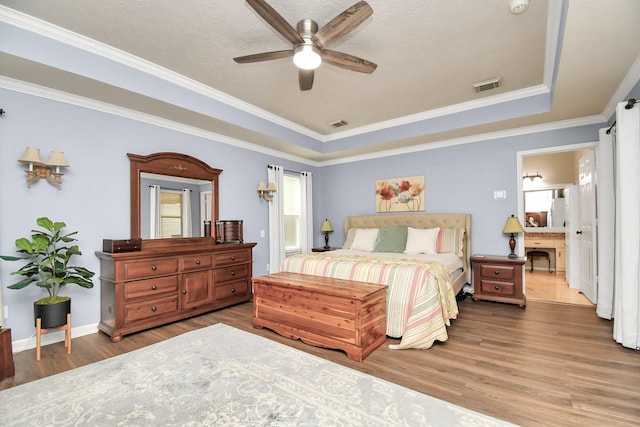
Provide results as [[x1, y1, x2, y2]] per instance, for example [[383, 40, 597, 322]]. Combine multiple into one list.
[[280, 213, 471, 350]]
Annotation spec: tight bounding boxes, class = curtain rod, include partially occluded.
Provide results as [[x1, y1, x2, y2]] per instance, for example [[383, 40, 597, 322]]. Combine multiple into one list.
[[267, 164, 308, 175], [606, 99, 637, 134], [625, 98, 637, 110], [606, 121, 616, 135]]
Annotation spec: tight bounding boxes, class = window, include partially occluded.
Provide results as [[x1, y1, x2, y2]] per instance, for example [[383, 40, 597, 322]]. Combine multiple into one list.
[[283, 174, 302, 253], [160, 190, 183, 238]]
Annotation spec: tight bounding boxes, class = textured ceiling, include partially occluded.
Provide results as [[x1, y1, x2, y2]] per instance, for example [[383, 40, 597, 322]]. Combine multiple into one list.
[[1, 0, 639, 163]]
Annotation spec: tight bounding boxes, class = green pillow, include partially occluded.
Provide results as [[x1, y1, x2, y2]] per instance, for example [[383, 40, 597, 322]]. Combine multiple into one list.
[[373, 225, 409, 253]]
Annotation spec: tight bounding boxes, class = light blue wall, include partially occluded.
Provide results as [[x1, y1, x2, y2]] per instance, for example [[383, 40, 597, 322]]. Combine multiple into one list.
[[0, 86, 615, 342], [313, 125, 601, 256], [0, 88, 315, 341]]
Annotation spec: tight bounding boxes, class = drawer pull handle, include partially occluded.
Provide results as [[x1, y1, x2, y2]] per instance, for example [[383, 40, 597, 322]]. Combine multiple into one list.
[[230, 256, 236, 260], [151, 265, 157, 271], [195, 259, 201, 265], [495, 285, 500, 290], [230, 271, 236, 276], [231, 288, 236, 293], [151, 306, 157, 312], [182, 289, 187, 294], [151, 285, 157, 290], [494, 271, 500, 275]]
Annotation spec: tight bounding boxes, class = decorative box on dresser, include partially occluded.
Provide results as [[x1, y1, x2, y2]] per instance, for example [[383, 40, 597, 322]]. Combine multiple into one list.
[[471, 255, 526, 308], [96, 239, 256, 342]]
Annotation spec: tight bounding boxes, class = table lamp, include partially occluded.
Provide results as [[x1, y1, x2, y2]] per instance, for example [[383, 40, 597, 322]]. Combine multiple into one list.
[[320, 219, 333, 249], [503, 215, 525, 258]]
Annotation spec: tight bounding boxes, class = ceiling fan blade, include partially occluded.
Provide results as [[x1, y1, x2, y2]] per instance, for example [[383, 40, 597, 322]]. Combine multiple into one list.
[[299, 69, 314, 91], [312, 1, 373, 48], [322, 49, 377, 74], [234, 50, 293, 64], [246, 0, 303, 45]]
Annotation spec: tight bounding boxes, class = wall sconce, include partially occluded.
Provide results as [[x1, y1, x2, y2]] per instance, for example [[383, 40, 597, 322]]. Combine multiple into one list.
[[257, 181, 277, 201], [18, 147, 70, 190], [320, 218, 334, 249]]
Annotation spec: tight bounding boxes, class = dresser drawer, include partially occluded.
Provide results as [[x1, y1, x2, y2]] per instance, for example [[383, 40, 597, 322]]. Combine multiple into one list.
[[479, 264, 515, 280], [180, 254, 212, 272], [214, 250, 251, 267], [215, 279, 250, 301], [480, 280, 515, 296], [124, 258, 179, 280], [214, 264, 250, 283], [124, 296, 179, 323], [125, 276, 179, 300]]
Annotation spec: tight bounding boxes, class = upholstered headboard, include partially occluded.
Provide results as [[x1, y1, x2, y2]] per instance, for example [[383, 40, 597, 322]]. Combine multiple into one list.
[[344, 213, 472, 286]]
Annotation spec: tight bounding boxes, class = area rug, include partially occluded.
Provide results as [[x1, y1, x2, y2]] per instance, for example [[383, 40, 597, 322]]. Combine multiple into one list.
[[0, 323, 514, 426]]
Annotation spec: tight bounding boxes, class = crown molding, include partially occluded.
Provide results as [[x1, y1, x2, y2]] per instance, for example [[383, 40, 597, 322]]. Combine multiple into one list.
[[319, 114, 607, 167], [0, 5, 323, 141], [0, 3, 563, 146], [323, 84, 550, 142], [0, 76, 319, 167]]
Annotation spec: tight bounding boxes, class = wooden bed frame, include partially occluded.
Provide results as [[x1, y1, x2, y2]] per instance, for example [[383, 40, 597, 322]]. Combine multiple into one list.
[[343, 213, 472, 294]]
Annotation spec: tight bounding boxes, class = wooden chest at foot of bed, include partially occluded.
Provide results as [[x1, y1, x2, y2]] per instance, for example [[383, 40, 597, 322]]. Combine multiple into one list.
[[252, 272, 387, 362]]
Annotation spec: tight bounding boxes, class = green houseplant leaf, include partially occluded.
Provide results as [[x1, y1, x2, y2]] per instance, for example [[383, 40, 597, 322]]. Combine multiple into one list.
[[0, 217, 95, 302]]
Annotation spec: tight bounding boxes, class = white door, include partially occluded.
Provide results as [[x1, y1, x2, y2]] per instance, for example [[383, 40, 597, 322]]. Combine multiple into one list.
[[565, 185, 581, 289], [578, 151, 597, 303]]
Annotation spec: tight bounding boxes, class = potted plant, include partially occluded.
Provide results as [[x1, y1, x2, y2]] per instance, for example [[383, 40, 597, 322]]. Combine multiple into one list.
[[0, 217, 95, 328]]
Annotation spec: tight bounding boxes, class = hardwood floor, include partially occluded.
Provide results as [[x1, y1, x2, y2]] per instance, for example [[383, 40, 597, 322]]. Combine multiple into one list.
[[2, 299, 639, 426], [525, 270, 593, 306]]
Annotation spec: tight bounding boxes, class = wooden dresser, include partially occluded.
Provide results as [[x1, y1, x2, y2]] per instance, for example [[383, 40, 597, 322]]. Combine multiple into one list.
[[471, 255, 526, 308], [96, 240, 256, 342]]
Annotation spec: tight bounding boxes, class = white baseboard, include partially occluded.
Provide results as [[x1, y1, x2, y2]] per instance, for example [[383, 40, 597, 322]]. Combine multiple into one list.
[[12, 322, 99, 354]]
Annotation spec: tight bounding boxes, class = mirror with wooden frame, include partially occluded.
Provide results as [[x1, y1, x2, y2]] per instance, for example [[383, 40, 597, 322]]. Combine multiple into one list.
[[129, 152, 221, 241]]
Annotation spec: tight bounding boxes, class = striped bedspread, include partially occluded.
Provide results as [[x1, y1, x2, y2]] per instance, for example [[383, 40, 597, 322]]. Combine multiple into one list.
[[280, 252, 459, 350]]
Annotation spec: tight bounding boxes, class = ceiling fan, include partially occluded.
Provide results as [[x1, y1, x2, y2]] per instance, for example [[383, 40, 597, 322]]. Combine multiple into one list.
[[233, 0, 377, 91]]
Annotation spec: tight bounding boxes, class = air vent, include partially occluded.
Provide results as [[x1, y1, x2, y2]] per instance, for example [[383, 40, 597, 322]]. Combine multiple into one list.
[[472, 77, 502, 92], [328, 119, 348, 128]]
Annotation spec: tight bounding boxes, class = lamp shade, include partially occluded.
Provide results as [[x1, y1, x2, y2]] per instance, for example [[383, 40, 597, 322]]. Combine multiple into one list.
[[18, 147, 44, 164], [257, 182, 267, 191], [503, 215, 525, 234], [320, 219, 333, 232], [267, 182, 276, 192], [46, 151, 69, 167]]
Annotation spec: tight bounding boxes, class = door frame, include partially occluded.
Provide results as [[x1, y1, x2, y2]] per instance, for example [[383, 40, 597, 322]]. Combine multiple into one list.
[[516, 142, 597, 260]]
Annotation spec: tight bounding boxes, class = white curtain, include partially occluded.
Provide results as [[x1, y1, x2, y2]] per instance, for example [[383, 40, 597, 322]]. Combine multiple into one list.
[[149, 184, 162, 239], [596, 127, 615, 319], [613, 100, 640, 349], [182, 189, 192, 238], [268, 165, 285, 273], [300, 171, 313, 253]]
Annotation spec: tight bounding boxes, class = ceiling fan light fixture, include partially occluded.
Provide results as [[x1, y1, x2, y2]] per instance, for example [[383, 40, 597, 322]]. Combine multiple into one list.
[[293, 44, 321, 70]]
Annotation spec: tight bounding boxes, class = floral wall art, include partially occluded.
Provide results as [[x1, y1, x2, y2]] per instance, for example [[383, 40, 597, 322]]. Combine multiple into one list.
[[375, 176, 425, 213]]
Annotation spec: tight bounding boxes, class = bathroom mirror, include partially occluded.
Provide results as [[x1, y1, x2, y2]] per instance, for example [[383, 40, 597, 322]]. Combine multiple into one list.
[[524, 187, 566, 231]]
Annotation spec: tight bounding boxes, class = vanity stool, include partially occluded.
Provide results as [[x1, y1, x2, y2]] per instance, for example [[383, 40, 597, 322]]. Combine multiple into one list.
[[526, 250, 551, 272]]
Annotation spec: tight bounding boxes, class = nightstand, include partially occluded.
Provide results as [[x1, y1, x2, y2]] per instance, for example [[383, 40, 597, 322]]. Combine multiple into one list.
[[311, 247, 337, 252], [471, 255, 526, 308]]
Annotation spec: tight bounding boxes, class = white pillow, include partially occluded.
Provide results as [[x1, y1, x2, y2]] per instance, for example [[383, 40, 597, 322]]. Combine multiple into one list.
[[350, 228, 379, 252], [404, 227, 440, 255]]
